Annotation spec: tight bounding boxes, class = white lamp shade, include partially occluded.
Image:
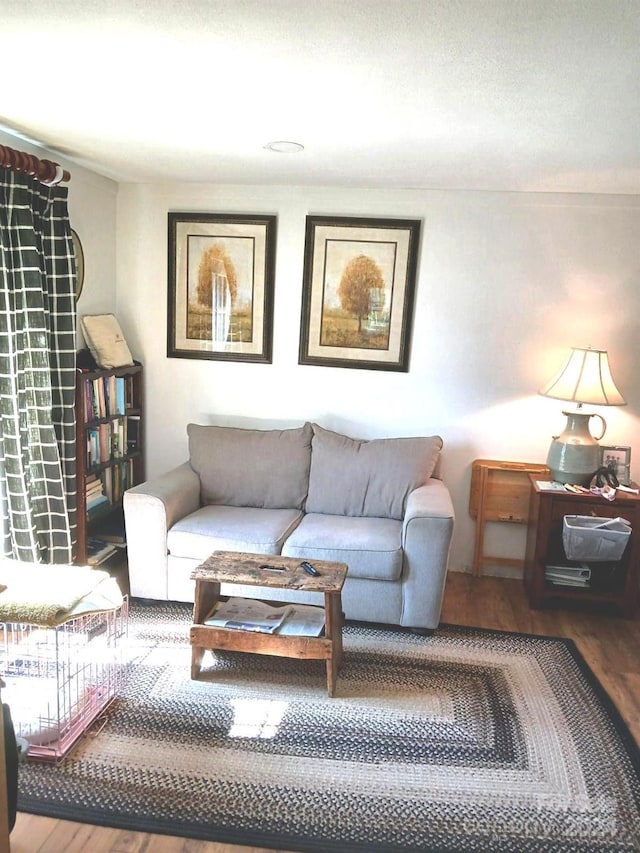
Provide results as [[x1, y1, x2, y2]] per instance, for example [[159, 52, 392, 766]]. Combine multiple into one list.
[[539, 347, 626, 407]]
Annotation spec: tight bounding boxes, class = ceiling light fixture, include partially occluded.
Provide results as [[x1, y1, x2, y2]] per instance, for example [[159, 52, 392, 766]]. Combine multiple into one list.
[[264, 141, 304, 154]]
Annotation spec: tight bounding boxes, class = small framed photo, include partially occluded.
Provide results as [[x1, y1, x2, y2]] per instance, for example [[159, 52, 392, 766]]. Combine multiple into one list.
[[600, 445, 632, 485], [298, 216, 421, 372], [168, 212, 276, 363]]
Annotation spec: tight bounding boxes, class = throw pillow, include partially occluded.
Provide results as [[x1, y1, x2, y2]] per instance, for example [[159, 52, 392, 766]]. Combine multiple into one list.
[[188, 422, 313, 510], [306, 423, 443, 519], [81, 314, 134, 369]]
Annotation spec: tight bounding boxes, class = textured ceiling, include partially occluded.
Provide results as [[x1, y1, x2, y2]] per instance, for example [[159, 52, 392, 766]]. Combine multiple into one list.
[[1, 0, 639, 193]]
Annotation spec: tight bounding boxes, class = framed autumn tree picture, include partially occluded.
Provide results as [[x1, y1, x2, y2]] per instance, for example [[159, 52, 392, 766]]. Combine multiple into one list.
[[167, 212, 276, 362], [298, 216, 421, 371]]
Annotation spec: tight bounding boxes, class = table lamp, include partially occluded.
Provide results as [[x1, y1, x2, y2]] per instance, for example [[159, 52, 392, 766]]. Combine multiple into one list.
[[539, 346, 626, 485]]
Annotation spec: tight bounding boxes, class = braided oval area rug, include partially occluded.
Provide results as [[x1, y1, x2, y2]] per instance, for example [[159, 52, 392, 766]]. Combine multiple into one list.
[[16, 601, 640, 852]]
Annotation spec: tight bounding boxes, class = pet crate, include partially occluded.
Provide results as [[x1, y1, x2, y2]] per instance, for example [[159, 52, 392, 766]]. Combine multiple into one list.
[[0, 598, 128, 761]]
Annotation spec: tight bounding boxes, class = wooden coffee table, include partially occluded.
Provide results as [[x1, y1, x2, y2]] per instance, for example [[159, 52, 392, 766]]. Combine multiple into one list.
[[189, 551, 348, 697]]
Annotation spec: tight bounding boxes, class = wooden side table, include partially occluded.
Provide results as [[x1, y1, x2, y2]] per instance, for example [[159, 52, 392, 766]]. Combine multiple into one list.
[[190, 551, 348, 697], [524, 475, 640, 616], [469, 459, 549, 575]]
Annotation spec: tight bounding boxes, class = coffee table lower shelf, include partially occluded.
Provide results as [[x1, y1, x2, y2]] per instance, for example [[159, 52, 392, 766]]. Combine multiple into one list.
[[190, 622, 340, 695]]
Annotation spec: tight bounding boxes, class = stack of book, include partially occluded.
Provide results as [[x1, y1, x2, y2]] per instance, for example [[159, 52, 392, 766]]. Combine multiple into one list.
[[86, 475, 109, 518], [545, 564, 591, 588]]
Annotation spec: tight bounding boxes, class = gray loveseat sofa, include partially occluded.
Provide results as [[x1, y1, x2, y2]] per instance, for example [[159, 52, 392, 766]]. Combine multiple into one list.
[[123, 422, 455, 631]]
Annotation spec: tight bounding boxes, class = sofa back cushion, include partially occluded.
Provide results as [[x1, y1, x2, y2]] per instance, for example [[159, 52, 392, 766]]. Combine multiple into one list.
[[305, 423, 442, 520], [188, 422, 312, 510]]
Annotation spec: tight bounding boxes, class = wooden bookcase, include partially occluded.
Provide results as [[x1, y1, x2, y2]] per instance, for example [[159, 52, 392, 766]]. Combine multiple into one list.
[[75, 362, 144, 566]]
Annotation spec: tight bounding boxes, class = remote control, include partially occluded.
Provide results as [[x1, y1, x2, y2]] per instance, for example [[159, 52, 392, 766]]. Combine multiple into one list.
[[300, 561, 320, 576]]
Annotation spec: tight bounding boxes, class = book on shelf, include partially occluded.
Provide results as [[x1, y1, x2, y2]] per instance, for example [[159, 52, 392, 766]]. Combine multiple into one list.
[[83, 382, 95, 421], [98, 423, 110, 462], [545, 564, 591, 587], [86, 492, 109, 511], [127, 415, 141, 451], [86, 538, 118, 566], [93, 509, 126, 544], [87, 498, 112, 521], [125, 374, 136, 409], [115, 376, 126, 415], [103, 467, 112, 502], [105, 375, 120, 417], [86, 479, 104, 499], [111, 418, 125, 458], [204, 598, 325, 636], [93, 377, 106, 419]]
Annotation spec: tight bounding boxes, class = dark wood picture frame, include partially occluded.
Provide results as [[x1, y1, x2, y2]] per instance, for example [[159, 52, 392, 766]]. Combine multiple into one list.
[[600, 444, 632, 486], [299, 215, 421, 371], [168, 212, 276, 363]]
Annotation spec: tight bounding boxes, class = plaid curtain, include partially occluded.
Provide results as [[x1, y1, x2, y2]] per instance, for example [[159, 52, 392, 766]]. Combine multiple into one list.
[[0, 166, 76, 563]]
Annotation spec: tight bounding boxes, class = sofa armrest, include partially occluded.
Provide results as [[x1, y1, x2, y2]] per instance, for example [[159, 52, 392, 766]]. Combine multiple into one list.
[[123, 462, 200, 599], [400, 479, 455, 630]]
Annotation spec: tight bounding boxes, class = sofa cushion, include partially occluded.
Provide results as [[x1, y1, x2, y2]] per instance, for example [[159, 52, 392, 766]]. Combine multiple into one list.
[[168, 505, 303, 561], [187, 422, 312, 510], [282, 513, 403, 581], [305, 424, 442, 520]]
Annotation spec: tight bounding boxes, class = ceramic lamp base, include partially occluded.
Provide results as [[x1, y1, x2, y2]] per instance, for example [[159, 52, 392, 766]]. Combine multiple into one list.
[[546, 410, 604, 485], [546, 439, 600, 485]]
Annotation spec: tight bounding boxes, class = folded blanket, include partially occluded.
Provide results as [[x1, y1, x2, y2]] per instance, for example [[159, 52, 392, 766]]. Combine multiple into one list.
[[64, 576, 124, 620], [0, 561, 112, 627]]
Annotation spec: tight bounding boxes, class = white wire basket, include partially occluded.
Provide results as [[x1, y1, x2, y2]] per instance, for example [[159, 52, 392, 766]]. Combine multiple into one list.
[[563, 516, 631, 562]]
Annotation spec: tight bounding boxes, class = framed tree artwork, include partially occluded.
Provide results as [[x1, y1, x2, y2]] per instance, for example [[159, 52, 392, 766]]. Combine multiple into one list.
[[298, 216, 421, 371], [167, 212, 276, 363]]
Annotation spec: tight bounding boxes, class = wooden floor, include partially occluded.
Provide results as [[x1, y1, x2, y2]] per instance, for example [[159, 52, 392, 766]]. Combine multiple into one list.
[[9, 571, 640, 853]]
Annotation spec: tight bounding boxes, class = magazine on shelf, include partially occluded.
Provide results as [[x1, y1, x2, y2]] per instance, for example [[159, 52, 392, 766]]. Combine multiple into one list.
[[277, 604, 325, 637], [545, 563, 591, 587], [546, 576, 590, 588], [205, 598, 325, 636], [545, 564, 591, 580], [205, 598, 292, 633], [535, 481, 567, 491]]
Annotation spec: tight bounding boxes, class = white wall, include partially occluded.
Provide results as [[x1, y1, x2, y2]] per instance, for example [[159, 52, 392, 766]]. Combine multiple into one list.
[[115, 183, 640, 577], [5, 132, 638, 577]]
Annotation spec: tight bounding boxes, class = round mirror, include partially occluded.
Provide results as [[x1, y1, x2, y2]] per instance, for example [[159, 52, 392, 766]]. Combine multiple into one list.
[[71, 228, 85, 300]]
